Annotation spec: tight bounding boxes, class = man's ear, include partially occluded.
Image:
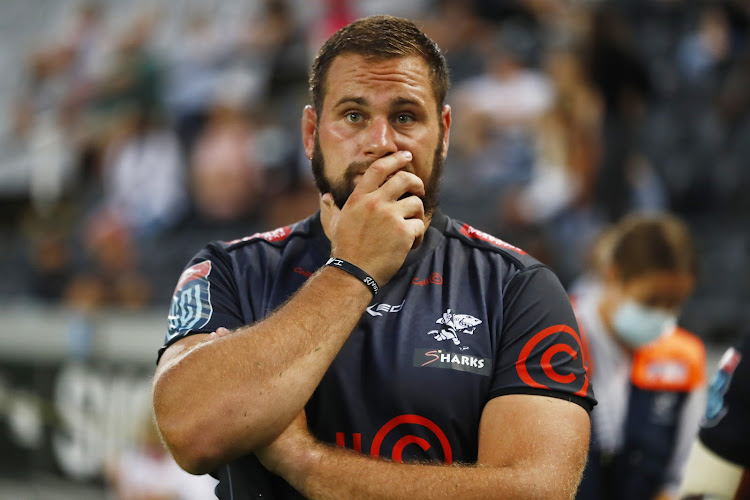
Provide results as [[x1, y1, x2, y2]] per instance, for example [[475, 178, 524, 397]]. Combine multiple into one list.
[[302, 105, 317, 159], [441, 105, 451, 159]]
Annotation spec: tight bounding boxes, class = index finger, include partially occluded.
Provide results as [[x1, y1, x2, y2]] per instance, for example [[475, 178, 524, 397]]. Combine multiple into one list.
[[355, 151, 413, 194]]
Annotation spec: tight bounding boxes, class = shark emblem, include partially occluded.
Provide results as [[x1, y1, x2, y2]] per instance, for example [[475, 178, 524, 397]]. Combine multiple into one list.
[[428, 309, 483, 350]]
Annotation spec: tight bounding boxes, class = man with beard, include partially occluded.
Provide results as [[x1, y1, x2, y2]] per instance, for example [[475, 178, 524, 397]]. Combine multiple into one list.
[[152, 16, 595, 499]]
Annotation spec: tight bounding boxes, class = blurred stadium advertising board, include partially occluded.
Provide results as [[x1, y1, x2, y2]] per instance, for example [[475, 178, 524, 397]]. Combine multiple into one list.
[[0, 305, 161, 482]]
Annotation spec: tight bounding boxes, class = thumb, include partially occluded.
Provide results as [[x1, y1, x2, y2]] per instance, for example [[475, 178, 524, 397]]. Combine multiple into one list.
[[321, 193, 334, 209], [321, 193, 341, 218], [320, 193, 341, 242]]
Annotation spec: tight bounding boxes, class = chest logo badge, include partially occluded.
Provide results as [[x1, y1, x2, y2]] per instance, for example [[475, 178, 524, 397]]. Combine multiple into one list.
[[428, 309, 482, 351], [366, 300, 405, 317]]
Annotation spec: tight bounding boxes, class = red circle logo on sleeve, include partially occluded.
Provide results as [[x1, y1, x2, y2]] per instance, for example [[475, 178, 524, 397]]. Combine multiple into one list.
[[516, 324, 590, 397]]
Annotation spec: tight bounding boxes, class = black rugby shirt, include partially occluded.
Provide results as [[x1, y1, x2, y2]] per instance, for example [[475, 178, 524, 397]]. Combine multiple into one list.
[[159, 211, 596, 499]]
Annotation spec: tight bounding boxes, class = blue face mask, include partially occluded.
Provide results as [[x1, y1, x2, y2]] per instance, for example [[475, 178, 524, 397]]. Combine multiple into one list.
[[612, 299, 677, 349]]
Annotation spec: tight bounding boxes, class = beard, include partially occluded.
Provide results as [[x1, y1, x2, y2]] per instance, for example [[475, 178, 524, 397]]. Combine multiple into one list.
[[311, 130, 445, 215]]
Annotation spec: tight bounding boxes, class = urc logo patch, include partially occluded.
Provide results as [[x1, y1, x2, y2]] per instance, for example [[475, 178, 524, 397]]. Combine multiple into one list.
[[167, 260, 214, 338]]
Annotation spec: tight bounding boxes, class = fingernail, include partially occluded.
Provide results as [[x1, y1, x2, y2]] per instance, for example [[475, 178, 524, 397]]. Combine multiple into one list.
[[403, 151, 412, 160]]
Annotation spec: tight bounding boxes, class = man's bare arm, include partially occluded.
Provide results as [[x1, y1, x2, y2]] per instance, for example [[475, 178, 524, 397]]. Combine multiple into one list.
[[152, 150, 426, 474], [259, 395, 591, 499], [153, 267, 373, 474]]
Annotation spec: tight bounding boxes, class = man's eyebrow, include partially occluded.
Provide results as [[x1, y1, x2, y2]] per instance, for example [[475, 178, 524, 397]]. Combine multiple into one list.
[[332, 96, 425, 108], [390, 96, 424, 107], [333, 96, 368, 108]]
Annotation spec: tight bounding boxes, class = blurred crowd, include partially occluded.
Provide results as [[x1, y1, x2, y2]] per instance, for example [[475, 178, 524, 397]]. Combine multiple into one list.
[[0, 0, 749, 342]]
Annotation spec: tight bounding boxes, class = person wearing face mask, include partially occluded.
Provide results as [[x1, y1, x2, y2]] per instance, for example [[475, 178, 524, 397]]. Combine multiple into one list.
[[573, 214, 706, 500]]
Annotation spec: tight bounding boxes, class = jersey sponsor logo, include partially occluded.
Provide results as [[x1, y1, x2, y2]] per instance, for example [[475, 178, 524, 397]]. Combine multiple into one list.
[[366, 300, 405, 317], [459, 224, 527, 255], [704, 346, 742, 427], [516, 324, 590, 397], [412, 273, 443, 286], [427, 309, 482, 350], [414, 348, 491, 376], [226, 226, 292, 245], [167, 260, 213, 339], [335, 414, 452, 464], [294, 266, 313, 278]]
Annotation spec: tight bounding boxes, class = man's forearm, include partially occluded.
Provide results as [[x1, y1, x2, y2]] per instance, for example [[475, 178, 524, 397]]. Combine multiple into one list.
[[280, 441, 579, 500], [152, 267, 372, 473]]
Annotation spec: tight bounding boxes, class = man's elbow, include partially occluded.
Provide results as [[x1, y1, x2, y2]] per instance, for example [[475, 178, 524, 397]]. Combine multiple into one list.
[[151, 357, 280, 473], [153, 406, 224, 474], [152, 377, 226, 474], [167, 439, 220, 475], [152, 385, 273, 473]]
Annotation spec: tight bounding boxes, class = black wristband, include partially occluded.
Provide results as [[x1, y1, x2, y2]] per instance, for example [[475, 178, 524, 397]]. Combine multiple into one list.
[[325, 257, 379, 296]]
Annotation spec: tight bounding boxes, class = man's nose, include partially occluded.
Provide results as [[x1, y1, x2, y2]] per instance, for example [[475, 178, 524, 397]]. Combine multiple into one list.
[[363, 116, 398, 158]]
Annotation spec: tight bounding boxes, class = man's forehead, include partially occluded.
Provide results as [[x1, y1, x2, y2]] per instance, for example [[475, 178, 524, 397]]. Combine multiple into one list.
[[322, 53, 434, 108]]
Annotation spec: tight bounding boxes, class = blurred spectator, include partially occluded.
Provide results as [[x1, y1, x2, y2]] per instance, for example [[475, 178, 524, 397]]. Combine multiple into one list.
[[164, 8, 230, 156], [190, 103, 263, 223], [572, 214, 706, 500], [94, 109, 187, 241], [56, 1, 109, 101], [8, 3, 104, 217], [20, 207, 77, 302], [11, 1, 108, 139], [585, 3, 663, 223], [14, 53, 76, 216], [446, 21, 552, 234], [473, 0, 540, 29], [75, 7, 165, 171], [64, 212, 151, 311], [238, 0, 309, 116], [106, 411, 218, 500], [88, 9, 163, 118], [421, 0, 485, 85], [500, 43, 604, 283], [677, 4, 731, 83], [309, 0, 357, 54], [454, 22, 551, 131]]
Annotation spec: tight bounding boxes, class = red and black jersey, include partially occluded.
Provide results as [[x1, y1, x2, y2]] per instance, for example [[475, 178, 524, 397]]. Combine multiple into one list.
[[159, 211, 596, 499]]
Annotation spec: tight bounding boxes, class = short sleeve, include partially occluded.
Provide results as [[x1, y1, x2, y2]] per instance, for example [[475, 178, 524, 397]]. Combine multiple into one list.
[[490, 265, 596, 411], [157, 243, 248, 363], [699, 334, 750, 467]]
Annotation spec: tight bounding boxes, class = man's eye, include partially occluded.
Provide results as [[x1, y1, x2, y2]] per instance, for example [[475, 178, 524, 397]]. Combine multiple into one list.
[[346, 112, 362, 123], [396, 114, 415, 124]]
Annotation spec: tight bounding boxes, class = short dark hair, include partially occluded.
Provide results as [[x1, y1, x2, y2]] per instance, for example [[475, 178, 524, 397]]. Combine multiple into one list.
[[309, 15, 450, 115], [609, 214, 697, 282]]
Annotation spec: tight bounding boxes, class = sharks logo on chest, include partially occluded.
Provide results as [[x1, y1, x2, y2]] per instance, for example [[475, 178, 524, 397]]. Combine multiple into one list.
[[427, 309, 483, 351]]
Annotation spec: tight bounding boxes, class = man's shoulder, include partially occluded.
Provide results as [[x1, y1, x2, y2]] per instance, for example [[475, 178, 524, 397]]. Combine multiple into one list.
[[225, 225, 295, 249], [216, 213, 322, 254], [442, 217, 543, 270]]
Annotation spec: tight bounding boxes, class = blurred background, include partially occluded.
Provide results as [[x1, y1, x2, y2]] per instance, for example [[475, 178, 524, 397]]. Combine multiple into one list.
[[0, 0, 748, 498]]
